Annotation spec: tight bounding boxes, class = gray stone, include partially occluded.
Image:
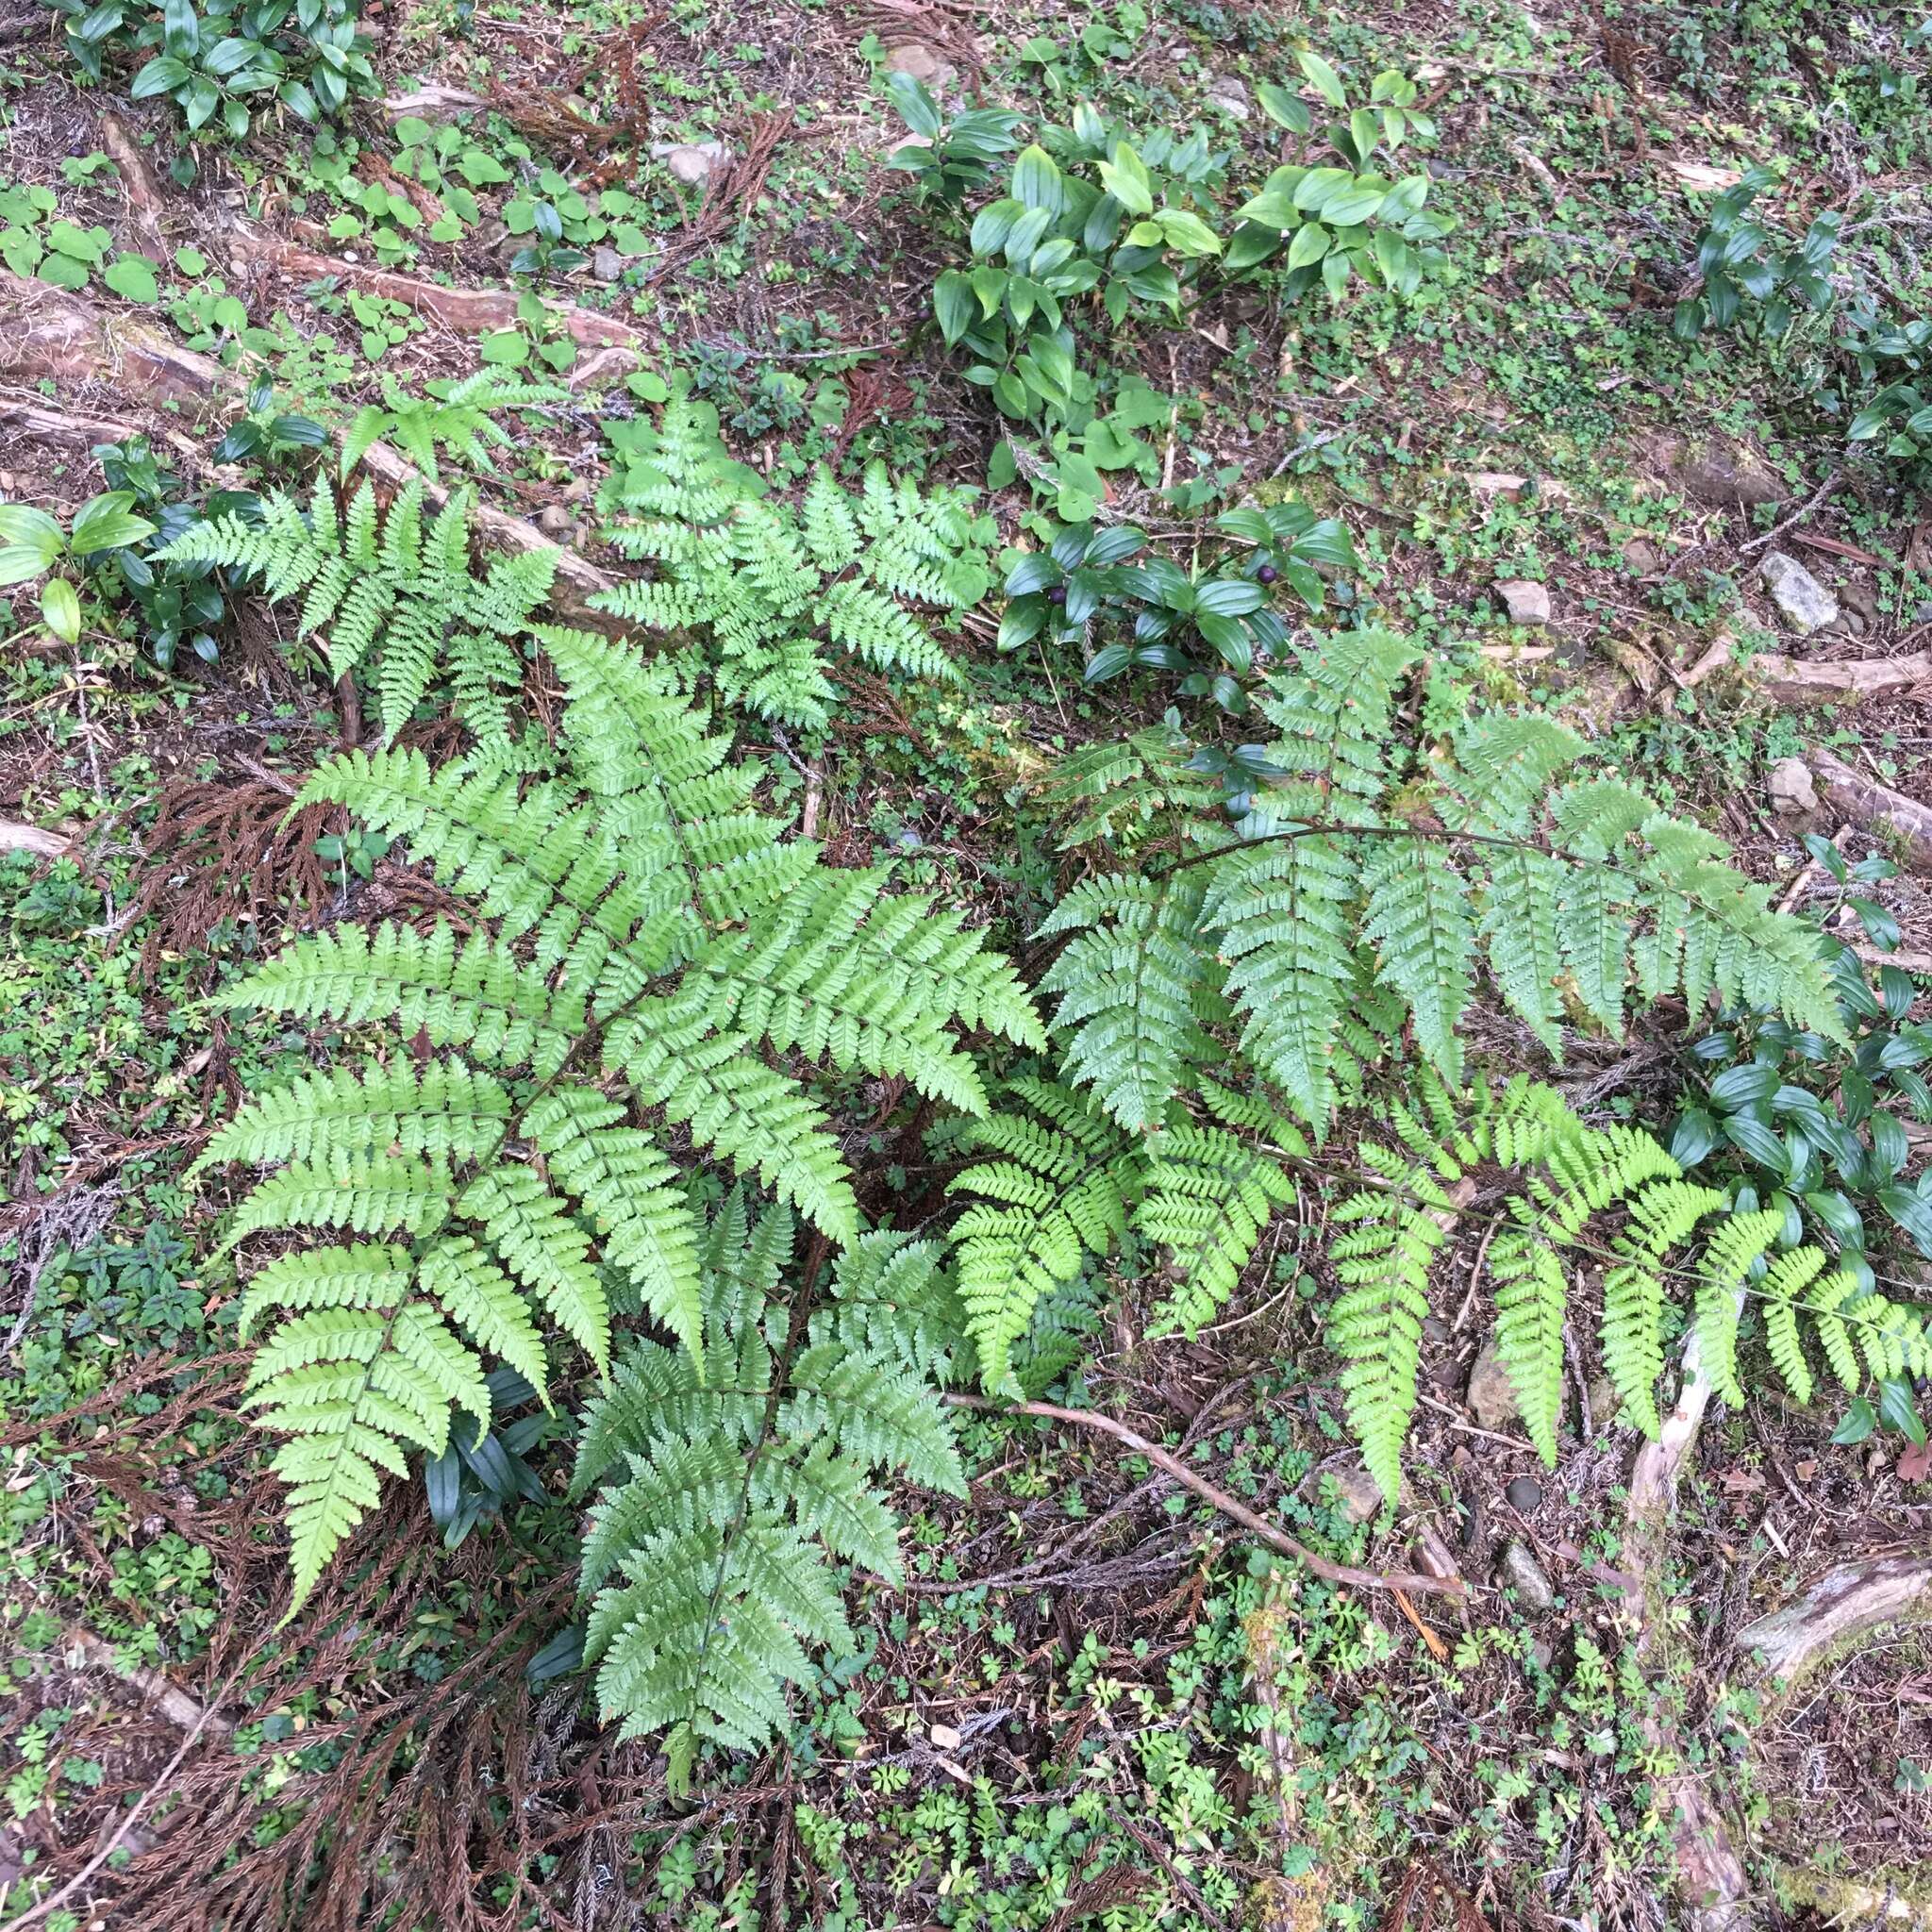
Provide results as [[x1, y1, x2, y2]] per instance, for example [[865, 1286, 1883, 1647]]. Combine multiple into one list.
[[1759, 550, 1840, 635], [1207, 74, 1252, 120], [1767, 757, 1818, 816], [1505, 1474, 1542, 1513], [591, 245, 623, 282], [1495, 578, 1552, 626], [651, 140, 732, 186], [885, 42, 954, 88], [1496, 1539, 1556, 1610], [1623, 536, 1661, 575], [536, 504, 575, 538], [1466, 1339, 1522, 1431]]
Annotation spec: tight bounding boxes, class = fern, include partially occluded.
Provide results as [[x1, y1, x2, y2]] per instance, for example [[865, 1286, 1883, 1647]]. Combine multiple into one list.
[[341, 369, 571, 483], [1033, 627, 1843, 1141], [158, 476, 554, 745], [588, 391, 992, 729], [201, 626, 1039, 1610], [947, 1079, 1142, 1396], [572, 1192, 965, 1790], [1327, 1074, 1932, 1501]]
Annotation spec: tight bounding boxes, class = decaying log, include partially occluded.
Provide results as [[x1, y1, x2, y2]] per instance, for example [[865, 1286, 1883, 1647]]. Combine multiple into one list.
[[1754, 652, 1932, 702], [1810, 747, 1932, 872], [0, 273, 228, 410], [1736, 1554, 1932, 1693], [1779, 1867, 1932, 1927], [226, 227, 649, 353]]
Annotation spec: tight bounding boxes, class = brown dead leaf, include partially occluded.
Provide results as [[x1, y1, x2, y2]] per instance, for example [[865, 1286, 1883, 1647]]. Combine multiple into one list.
[[1898, 1440, 1932, 1484]]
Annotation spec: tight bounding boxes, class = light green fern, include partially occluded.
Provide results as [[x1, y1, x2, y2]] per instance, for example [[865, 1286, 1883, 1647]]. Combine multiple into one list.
[[571, 1192, 965, 1790], [589, 391, 991, 729], [158, 475, 554, 745], [1327, 1074, 1930, 1502], [1035, 627, 1844, 1141], [201, 626, 1039, 1610]]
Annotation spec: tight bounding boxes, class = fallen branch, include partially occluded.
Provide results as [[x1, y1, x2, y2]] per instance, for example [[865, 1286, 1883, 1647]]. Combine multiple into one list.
[[1738, 464, 1841, 556], [1736, 1554, 1932, 1694], [1810, 747, 1932, 872], [0, 273, 228, 409], [942, 1392, 1470, 1599], [1752, 652, 1932, 703], [64, 1625, 232, 1738], [227, 227, 647, 352], [0, 820, 71, 858]]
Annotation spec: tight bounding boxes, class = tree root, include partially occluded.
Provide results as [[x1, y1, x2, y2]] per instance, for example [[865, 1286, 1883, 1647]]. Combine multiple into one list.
[[1753, 653, 1932, 703], [0, 272, 227, 408], [1622, 1316, 1754, 1932], [226, 227, 648, 352], [1808, 748, 1932, 872], [1737, 1554, 1932, 1695], [0, 317, 625, 632]]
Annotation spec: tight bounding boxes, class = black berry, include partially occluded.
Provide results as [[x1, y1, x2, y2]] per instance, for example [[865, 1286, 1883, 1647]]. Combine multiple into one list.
[[1257, 564, 1280, 586], [1046, 584, 1068, 606]]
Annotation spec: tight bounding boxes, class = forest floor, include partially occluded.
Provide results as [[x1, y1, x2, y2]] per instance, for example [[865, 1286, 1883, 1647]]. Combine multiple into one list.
[[2, 0, 1932, 1927]]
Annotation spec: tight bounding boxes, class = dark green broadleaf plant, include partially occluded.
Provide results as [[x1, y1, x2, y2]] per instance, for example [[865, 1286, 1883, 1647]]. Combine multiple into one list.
[[997, 503, 1357, 712]]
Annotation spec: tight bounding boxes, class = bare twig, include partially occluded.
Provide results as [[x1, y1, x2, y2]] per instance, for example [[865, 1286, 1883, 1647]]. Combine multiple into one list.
[[1738, 465, 1841, 556], [942, 1393, 1470, 1599]]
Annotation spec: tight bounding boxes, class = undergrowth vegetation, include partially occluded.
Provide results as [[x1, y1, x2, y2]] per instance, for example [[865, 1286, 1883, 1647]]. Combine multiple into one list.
[[4, 0, 1932, 1924]]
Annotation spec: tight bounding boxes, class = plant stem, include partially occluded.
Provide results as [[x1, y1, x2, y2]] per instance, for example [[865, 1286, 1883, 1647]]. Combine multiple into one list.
[[941, 1391, 1471, 1600]]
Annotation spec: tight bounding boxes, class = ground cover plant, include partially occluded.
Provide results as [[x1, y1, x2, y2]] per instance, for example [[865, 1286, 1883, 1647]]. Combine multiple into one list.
[[2, 1, 1931, 1927]]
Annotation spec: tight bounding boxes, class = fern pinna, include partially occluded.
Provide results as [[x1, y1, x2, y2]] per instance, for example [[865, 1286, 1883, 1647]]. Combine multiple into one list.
[[1326, 1072, 1931, 1502], [589, 391, 992, 729], [158, 475, 553, 745], [201, 625, 1040, 1630], [1032, 626, 1840, 1140], [571, 1193, 964, 1791]]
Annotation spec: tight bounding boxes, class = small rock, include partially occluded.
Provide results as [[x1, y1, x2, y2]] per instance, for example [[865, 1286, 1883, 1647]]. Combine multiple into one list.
[[536, 504, 575, 538], [885, 42, 955, 88], [1495, 579, 1552, 626], [1421, 1314, 1451, 1347], [1331, 1464, 1387, 1524], [1759, 550, 1840, 635], [1622, 536, 1661, 575], [1767, 757, 1818, 816], [1496, 1539, 1556, 1610], [651, 140, 733, 186], [1505, 1474, 1542, 1513], [1466, 1339, 1522, 1432], [591, 245, 623, 282], [1585, 1374, 1620, 1426], [927, 1720, 961, 1749], [1844, 608, 1868, 636], [1206, 74, 1252, 120]]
